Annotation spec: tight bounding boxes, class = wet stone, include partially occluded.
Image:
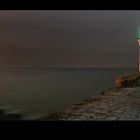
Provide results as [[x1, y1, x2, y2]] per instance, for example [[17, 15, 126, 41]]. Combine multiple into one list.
[[41, 87, 140, 121]]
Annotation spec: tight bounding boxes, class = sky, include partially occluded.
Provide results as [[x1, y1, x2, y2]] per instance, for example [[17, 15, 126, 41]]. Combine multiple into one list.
[[0, 10, 140, 68]]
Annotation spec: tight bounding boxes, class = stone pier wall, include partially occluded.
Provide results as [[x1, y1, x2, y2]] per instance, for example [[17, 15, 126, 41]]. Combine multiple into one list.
[[42, 87, 140, 120]]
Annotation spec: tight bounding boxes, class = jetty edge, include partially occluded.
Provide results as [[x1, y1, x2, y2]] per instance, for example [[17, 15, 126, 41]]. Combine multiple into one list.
[[115, 72, 140, 88], [41, 86, 140, 120], [41, 72, 140, 121]]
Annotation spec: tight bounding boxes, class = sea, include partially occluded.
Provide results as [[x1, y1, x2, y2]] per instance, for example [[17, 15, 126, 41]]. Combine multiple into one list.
[[0, 67, 136, 119]]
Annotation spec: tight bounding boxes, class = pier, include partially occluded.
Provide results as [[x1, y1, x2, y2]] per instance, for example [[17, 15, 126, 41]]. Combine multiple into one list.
[[42, 71, 140, 120], [42, 87, 140, 120]]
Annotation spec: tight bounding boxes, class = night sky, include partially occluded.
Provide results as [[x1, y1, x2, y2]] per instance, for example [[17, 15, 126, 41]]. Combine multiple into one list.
[[0, 10, 140, 68]]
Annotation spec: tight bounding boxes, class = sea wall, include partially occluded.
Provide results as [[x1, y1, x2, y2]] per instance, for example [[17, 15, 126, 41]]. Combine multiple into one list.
[[41, 87, 140, 120]]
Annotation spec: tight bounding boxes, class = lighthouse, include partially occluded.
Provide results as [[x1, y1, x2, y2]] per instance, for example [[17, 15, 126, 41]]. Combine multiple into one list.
[[137, 29, 140, 72]]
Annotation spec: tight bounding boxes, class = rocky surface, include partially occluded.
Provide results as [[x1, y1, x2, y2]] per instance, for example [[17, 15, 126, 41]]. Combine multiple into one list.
[[1, 86, 140, 121], [42, 87, 140, 120], [0, 109, 22, 121]]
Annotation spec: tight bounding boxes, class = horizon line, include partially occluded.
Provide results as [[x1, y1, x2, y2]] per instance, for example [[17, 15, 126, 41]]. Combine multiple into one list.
[[0, 66, 136, 69]]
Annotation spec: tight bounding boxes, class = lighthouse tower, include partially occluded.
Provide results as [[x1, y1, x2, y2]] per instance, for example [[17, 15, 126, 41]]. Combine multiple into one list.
[[137, 37, 140, 72]]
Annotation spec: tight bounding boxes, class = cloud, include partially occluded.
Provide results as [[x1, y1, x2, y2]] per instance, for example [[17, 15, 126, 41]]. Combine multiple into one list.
[[0, 11, 139, 67]]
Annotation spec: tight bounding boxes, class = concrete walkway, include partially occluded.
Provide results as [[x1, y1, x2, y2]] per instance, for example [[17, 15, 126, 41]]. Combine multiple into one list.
[[42, 87, 140, 120]]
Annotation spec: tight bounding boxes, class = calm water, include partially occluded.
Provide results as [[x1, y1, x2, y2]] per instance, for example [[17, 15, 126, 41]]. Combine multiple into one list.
[[0, 68, 135, 119]]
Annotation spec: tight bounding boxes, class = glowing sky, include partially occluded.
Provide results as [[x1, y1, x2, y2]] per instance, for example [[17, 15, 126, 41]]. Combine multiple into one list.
[[0, 10, 140, 67]]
